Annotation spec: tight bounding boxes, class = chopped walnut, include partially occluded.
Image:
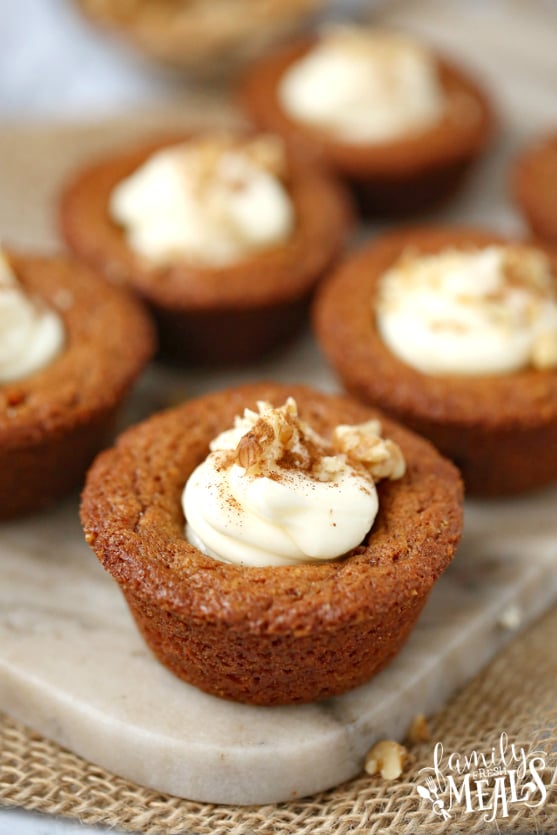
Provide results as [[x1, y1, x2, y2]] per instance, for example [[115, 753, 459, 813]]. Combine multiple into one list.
[[333, 421, 406, 480], [365, 740, 409, 780], [226, 399, 405, 486], [503, 246, 554, 297], [236, 432, 263, 470], [233, 398, 321, 475], [188, 136, 228, 190], [243, 134, 289, 180], [407, 714, 431, 744], [314, 454, 347, 481]]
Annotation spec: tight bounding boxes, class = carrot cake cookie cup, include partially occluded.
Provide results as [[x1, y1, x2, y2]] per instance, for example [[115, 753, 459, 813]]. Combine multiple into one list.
[[74, 0, 324, 76], [313, 226, 557, 496], [0, 249, 155, 519], [239, 26, 495, 217], [60, 132, 353, 366], [81, 382, 462, 706], [239, 26, 494, 217]]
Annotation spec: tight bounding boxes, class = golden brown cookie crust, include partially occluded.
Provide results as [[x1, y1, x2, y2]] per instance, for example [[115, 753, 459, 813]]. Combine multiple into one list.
[[81, 382, 462, 705], [0, 252, 155, 517], [313, 227, 557, 495]]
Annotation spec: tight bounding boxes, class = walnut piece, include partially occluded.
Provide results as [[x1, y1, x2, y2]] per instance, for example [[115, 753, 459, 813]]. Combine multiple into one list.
[[497, 604, 523, 631], [244, 135, 289, 181], [407, 714, 431, 744], [233, 398, 319, 475], [236, 432, 263, 470], [333, 421, 406, 481], [230, 399, 406, 488], [365, 740, 409, 780]]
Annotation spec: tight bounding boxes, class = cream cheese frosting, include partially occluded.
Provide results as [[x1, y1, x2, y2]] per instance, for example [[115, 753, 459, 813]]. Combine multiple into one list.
[[0, 250, 65, 384], [183, 398, 405, 567], [376, 245, 557, 376], [278, 26, 446, 145], [109, 134, 295, 267]]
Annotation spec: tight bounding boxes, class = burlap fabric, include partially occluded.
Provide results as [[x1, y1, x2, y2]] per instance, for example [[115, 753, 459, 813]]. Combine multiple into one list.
[[1, 606, 556, 834]]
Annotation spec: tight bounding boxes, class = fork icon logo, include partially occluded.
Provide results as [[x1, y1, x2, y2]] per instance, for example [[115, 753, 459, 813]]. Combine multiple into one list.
[[417, 777, 452, 820]]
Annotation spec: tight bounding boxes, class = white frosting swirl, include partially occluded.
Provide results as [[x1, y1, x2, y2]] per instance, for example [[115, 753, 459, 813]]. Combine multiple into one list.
[[183, 398, 405, 567], [376, 245, 557, 376], [109, 134, 295, 267], [0, 250, 65, 384], [278, 27, 445, 144]]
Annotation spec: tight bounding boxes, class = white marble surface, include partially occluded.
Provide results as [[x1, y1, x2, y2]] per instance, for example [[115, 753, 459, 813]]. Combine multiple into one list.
[[1, 0, 557, 831]]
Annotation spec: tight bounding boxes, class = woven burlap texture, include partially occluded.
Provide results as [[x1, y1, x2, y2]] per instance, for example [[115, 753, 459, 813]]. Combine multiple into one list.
[[1, 606, 556, 835]]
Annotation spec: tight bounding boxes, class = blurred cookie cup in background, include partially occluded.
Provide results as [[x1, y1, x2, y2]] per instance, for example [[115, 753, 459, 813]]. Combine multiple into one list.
[[74, 0, 325, 78], [239, 25, 496, 217], [59, 131, 353, 366]]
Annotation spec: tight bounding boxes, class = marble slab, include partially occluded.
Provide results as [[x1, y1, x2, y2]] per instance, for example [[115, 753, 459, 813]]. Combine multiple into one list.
[[1, 0, 557, 808]]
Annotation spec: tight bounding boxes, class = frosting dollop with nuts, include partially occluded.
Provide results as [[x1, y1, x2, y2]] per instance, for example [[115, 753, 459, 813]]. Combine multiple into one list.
[[376, 245, 557, 376], [0, 250, 65, 385], [110, 134, 295, 267], [183, 398, 405, 567], [278, 26, 446, 144]]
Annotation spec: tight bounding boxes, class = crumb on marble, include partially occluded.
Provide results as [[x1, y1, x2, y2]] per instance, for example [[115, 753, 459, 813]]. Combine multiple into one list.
[[497, 604, 523, 631], [364, 740, 409, 780], [406, 713, 431, 744]]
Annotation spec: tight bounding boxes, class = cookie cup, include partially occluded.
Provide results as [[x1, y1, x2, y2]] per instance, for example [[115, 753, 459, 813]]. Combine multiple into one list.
[[81, 382, 462, 706], [313, 227, 557, 496], [0, 252, 155, 519], [239, 38, 495, 217], [60, 136, 353, 366]]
